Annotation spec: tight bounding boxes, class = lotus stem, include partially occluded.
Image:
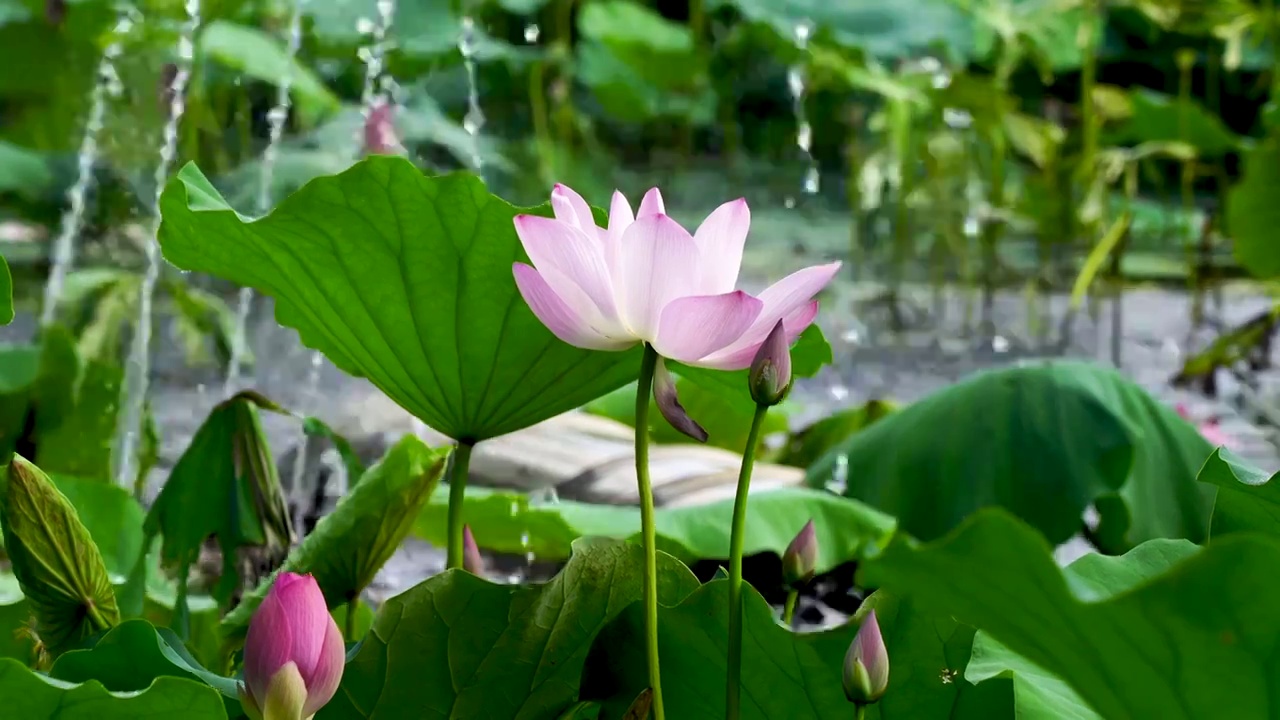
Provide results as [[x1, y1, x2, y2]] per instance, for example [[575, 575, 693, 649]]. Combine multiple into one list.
[[346, 597, 359, 642], [726, 403, 769, 720], [782, 590, 799, 628], [635, 344, 666, 720], [446, 441, 475, 570]]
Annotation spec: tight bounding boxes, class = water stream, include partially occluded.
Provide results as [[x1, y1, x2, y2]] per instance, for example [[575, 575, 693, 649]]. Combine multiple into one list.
[[223, 0, 306, 396], [784, 20, 818, 209], [115, 0, 202, 490], [39, 8, 133, 327], [458, 13, 485, 178]]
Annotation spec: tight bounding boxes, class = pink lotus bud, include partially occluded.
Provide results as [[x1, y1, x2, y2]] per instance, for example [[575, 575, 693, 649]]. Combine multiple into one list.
[[781, 519, 817, 588], [240, 572, 345, 720], [363, 101, 403, 156], [653, 357, 708, 443], [843, 609, 889, 705], [749, 320, 792, 407], [463, 525, 486, 576]]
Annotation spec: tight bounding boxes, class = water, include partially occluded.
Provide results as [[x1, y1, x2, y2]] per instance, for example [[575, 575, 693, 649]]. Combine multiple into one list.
[[39, 8, 132, 327], [523, 23, 540, 44], [223, 0, 306, 396], [115, 0, 201, 490], [288, 352, 326, 533], [824, 454, 848, 495], [784, 21, 818, 209], [458, 14, 485, 177]]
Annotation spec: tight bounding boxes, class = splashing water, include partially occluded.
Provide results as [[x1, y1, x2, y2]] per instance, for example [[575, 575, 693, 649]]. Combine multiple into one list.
[[39, 8, 132, 327], [459, 14, 486, 177], [824, 454, 848, 495], [523, 23, 540, 44], [784, 21, 818, 209], [115, 0, 201, 490], [223, 0, 306, 396]]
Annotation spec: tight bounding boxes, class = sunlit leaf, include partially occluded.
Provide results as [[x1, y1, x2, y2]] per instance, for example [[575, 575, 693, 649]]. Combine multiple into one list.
[[0, 657, 226, 719]]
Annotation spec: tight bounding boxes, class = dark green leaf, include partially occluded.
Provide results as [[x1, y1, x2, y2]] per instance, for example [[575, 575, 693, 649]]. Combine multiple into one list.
[[220, 435, 448, 642], [0, 657, 227, 719], [0, 345, 40, 457], [0, 254, 12, 326], [49, 619, 240, 716], [860, 509, 1280, 719], [415, 485, 895, 574], [144, 392, 293, 606], [318, 538, 700, 719], [158, 158, 642, 442], [1227, 140, 1280, 279], [585, 578, 854, 718], [302, 416, 367, 483], [31, 326, 123, 480], [1195, 447, 1280, 538], [0, 456, 118, 659], [777, 399, 897, 468], [808, 361, 1215, 552], [197, 21, 339, 126], [1106, 89, 1240, 156], [0, 572, 34, 661]]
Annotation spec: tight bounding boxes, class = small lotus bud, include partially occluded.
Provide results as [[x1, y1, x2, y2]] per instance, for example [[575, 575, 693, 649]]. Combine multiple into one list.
[[363, 101, 403, 156], [749, 320, 792, 407], [781, 519, 817, 589], [241, 572, 345, 720], [653, 357, 708, 443], [463, 525, 486, 576], [843, 609, 889, 705]]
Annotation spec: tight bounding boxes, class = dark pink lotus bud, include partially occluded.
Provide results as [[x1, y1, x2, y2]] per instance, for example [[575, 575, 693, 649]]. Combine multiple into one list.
[[749, 320, 792, 407], [240, 572, 345, 719], [653, 357, 707, 443]]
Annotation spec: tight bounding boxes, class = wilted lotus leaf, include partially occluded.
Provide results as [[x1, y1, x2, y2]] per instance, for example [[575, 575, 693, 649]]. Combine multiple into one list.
[[0, 455, 118, 660], [219, 433, 447, 642], [143, 391, 294, 609]]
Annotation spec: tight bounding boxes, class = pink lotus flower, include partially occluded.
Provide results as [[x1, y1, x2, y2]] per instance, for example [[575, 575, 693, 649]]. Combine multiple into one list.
[[511, 185, 841, 370], [241, 572, 345, 720]]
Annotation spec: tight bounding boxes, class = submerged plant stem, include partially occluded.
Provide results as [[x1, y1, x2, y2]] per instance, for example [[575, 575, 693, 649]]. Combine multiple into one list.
[[782, 590, 799, 627], [446, 441, 475, 570], [635, 344, 666, 720], [726, 403, 769, 720]]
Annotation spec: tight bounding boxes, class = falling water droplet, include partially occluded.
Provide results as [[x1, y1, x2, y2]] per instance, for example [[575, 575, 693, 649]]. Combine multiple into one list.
[[225, 0, 305, 396], [825, 454, 848, 495], [524, 23, 540, 43], [529, 486, 559, 506], [943, 108, 972, 129], [356, 16, 376, 34], [40, 7, 132, 328], [992, 335, 1010, 353], [829, 385, 850, 402], [963, 215, 980, 238], [116, 0, 203, 489]]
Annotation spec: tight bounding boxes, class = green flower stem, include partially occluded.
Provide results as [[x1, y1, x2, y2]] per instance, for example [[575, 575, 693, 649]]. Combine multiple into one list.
[[855, 705, 868, 720], [446, 441, 475, 570], [345, 597, 359, 642], [782, 590, 799, 628], [726, 403, 770, 720], [635, 344, 666, 720]]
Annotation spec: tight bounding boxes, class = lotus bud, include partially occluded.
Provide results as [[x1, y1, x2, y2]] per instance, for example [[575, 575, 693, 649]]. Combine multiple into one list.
[[363, 101, 403, 156], [462, 525, 486, 576], [749, 320, 792, 407], [240, 572, 345, 720], [781, 519, 818, 589], [843, 609, 889, 706], [653, 357, 708, 443]]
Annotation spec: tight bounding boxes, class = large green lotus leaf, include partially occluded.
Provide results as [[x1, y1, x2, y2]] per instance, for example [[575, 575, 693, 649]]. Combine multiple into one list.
[[808, 361, 1215, 552], [198, 21, 339, 126], [0, 456, 118, 659], [854, 592, 1014, 719], [966, 539, 1199, 720], [1227, 140, 1280, 279], [711, 0, 974, 62], [49, 619, 240, 716], [585, 578, 869, 718], [158, 158, 642, 442], [1194, 447, 1280, 538], [0, 658, 227, 719], [0, 344, 39, 457], [220, 435, 448, 642], [317, 538, 700, 719], [1106, 89, 1240, 156], [860, 509, 1280, 719], [415, 485, 895, 574]]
